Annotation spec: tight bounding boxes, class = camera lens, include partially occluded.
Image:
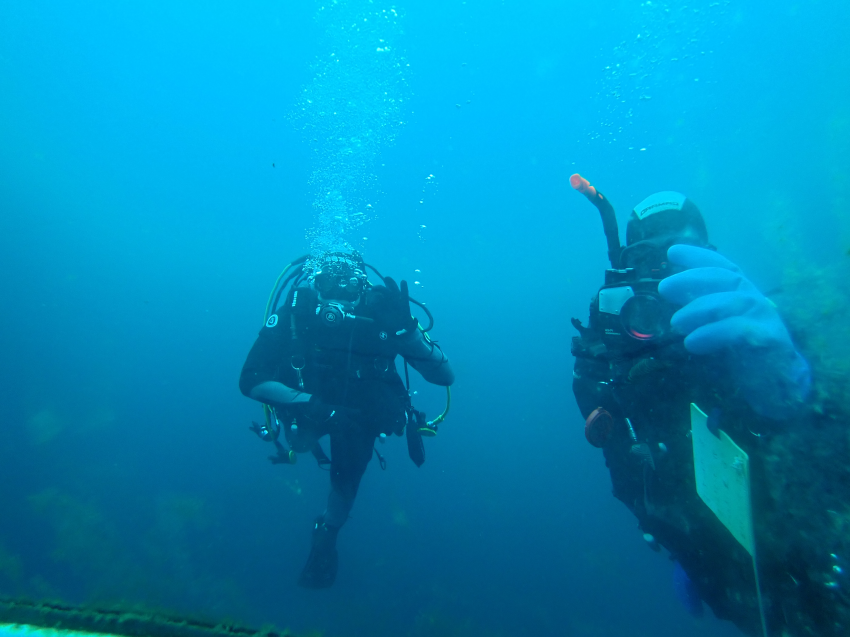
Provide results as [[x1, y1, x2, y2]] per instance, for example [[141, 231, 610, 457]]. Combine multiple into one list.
[[620, 294, 668, 341]]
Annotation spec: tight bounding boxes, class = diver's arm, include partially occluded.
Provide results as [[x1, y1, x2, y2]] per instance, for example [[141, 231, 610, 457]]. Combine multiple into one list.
[[397, 329, 455, 386], [239, 320, 313, 406], [248, 381, 311, 406], [379, 276, 454, 385]]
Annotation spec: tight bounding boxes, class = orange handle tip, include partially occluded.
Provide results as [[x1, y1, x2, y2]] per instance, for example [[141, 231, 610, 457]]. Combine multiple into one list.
[[570, 173, 597, 198]]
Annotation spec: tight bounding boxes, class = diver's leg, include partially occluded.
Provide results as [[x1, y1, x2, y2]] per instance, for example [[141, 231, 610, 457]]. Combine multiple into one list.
[[325, 424, 375, 526], [298, 424, 375, 588], [297, 516, 340, 590]]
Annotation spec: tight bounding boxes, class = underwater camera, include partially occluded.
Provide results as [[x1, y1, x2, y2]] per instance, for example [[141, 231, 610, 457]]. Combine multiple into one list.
[[592, 268, 676, 351], [570, 174, 682, 353]]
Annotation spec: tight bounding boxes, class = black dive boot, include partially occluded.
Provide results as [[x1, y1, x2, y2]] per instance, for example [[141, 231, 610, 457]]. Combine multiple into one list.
[[298, 517, 340, 589]]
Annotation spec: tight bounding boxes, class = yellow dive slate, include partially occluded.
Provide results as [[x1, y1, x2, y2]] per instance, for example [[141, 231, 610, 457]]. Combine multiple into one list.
[[690, 403, 755, 556], [690, 403, 768, 637]]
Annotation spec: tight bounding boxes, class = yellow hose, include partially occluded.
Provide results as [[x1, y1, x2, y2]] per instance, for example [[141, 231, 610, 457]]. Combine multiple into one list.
[[428, 386, 451, 427], [261, 260, 302, 435], [264, 262, 297, 323]]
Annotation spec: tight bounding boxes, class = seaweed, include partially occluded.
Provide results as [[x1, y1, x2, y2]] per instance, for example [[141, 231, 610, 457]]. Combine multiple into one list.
[[754, 258, 850, 635], [0, 596, 292, 637]]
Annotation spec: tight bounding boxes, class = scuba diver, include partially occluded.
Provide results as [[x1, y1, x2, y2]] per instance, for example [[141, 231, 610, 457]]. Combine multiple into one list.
[[568, 175, 814, 636], [239, 252, 454, 589]]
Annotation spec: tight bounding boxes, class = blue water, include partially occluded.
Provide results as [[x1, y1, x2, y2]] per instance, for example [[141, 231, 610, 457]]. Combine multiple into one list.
[[1, 1, 847, 636]]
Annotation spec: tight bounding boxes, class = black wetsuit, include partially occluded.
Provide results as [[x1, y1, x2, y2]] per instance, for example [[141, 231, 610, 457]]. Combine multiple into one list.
[[572, 305, 775, 636], [240, 281, 453, 529], [572, 270, 850, 637]]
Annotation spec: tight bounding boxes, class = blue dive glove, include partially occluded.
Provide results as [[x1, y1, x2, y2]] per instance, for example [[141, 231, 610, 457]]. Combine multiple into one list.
[[657, 245, 810, 419]]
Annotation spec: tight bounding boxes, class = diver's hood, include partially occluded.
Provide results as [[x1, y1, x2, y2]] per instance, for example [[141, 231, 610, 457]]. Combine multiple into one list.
[[626, 191, 708, 247]]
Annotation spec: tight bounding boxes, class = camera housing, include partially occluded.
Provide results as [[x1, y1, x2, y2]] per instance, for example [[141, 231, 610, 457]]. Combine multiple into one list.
[[590, 268, 677, 354]]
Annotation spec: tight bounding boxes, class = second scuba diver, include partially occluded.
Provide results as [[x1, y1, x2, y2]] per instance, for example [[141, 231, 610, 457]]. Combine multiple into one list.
[[239, 252, 454, 588], [568, 176, 817, 636]]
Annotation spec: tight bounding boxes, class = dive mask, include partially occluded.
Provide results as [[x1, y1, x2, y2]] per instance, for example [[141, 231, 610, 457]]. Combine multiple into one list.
[[312, 253, 368, 302]]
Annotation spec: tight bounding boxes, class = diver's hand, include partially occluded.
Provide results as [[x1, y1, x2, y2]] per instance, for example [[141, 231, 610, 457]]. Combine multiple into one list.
[[382, 277, 418, 337], [249, 420, 277, 442], [658, 246, 791, 353], [658, 245, 810, 418]]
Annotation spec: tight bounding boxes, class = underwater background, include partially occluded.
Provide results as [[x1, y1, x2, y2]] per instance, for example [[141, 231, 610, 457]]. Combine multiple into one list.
[[1, 1, 848, 636]]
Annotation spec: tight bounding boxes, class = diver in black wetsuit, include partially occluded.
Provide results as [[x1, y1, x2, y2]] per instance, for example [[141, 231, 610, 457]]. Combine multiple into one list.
[[568, 176, 819, 636], [239, 252, 454, 588]]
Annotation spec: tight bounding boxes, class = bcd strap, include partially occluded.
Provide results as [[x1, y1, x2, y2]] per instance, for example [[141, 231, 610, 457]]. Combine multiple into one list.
[[373, 446, 387, 470], [289, 286, 318, 316]]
